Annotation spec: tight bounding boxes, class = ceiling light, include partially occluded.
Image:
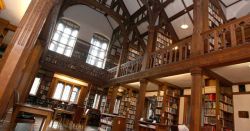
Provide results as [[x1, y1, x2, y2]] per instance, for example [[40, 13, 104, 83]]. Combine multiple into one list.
[[181, 24, 189, 29]]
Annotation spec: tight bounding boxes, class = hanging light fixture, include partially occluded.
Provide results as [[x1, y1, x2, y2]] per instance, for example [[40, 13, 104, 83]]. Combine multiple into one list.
[[180, 10, 189, 30]]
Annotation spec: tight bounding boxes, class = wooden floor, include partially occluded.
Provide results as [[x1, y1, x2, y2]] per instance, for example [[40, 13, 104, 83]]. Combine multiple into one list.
[[0, 109, 98, 131]]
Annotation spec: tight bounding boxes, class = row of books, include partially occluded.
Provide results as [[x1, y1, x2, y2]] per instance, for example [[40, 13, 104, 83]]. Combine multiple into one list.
[[204, 109, 216, 116], [219, 102, 233, 113], [220, 95, 232, 105], [204, 101, 216, 109]]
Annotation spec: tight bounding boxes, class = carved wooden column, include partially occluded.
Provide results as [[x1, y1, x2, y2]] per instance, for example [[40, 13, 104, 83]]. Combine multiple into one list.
[[191, 0, 205, 56], [115, 34, 129, 77], [77, 85, 90, 107], [0, 0, 58, 118], [135, 79, 148, 130], [18, 40, 45, 103], [190, 67, 203, 131]]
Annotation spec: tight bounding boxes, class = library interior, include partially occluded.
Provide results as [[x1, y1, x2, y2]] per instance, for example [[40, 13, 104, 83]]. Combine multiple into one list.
[[0, 0, 250, 131]]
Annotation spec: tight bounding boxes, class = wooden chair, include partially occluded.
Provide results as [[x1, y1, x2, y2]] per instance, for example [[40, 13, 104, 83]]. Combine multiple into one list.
[[12, 90, 35, 131]]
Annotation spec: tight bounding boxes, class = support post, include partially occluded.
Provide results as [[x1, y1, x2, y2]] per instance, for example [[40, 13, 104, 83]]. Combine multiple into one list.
[[0, 0, 58, 118], [191, 0, 205, 56], [109, 85, 119, 113], [18, 40, 45, 103], [190, 67, 203, 131], [135, 79, 148, 130], [77, 85, 90, 107], [115, 34, 129, 77], [141, 26, 156, 70]]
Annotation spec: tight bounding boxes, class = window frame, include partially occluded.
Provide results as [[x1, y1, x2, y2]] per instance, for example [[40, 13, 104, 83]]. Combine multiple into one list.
[[86, 33, 109, 68], [48, 18, 80, 57], [52, 78, 81, 104]]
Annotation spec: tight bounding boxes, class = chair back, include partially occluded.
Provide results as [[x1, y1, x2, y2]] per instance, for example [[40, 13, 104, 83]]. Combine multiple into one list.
[[72, 106, 85, 124]]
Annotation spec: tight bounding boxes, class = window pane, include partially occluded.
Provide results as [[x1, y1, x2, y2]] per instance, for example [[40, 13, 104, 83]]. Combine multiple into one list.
[[53, 83, 64, 100], [57, 23, 64, 31], [64, 27, 72, 35], [70, 92, 76, 102], [91, 47, 98, 57], [72, 30, 78, 37], [60, 34, 69, 44], [64, 47, 73, 57], [48, 42, 56, 51], [102, 43, 107, 50], [29, 77, 41, 95], [61, 85, 71, 101], [56, 44, 65, 54], [99, 51, 105, 59], [53, 32, 60, 41], [97, 61, 102, 68], [73, 87, 79, 92], [68, 38, 76, 47]]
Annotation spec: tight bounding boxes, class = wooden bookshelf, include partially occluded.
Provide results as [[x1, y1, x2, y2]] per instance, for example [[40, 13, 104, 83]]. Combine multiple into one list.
[[128, 47, 141, 61], [155, 29, 173, 51], [126, 90, 138, 131], [208, 2, 224, 29], [99, 113, 126, 131], [202, 79, 234, 131]]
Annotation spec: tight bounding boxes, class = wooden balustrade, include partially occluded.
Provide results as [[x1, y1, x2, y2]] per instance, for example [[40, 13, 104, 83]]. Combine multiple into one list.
[[108, 66, 118, 79], [41, 51, 110, 83], [147, 37, 192, 69], [119, 57, 143, 77], [202, 14, 250, 54]]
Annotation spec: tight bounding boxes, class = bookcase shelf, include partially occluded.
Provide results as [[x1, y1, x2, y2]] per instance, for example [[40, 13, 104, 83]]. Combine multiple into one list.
[[203, 79, 234, 131], [155, 29, 173, 51]]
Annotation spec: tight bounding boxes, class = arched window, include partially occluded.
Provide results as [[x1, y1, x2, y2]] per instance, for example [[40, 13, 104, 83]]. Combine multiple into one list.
[[86, 33, 109, 68], [48, 18, 80, 57]]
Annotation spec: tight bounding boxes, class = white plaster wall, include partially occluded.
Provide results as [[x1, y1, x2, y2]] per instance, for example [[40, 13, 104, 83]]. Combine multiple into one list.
[[226, 1, 250, 20], [0, 0, 31, 25], [178, 97, 185, 124], [63, 5, 115, 42], [233, 94, 250, 131]]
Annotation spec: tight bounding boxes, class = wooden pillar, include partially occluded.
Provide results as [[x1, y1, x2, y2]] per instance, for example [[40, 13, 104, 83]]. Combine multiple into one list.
[[77, 85, 90, 107], [18, 40, 45, 103], [135, 79, 148, 130], [115, 34, 129, 77], [0, 0, 58, 118], [160, 84, 168, 124], [191, 0, 205, 57], [190, 67, 203, 131], [109, 85, 119, 113], [141, 26, 156, 70]]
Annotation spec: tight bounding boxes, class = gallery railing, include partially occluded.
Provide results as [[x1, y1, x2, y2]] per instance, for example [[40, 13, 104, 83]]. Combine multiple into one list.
[[202, 14, 250, 54], [147, 37, 191, 69]]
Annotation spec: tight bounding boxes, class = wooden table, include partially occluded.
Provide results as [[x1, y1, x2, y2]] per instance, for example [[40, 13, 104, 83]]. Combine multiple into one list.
[[51, 108, 74, 127], [10, 103, 54, 131]]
